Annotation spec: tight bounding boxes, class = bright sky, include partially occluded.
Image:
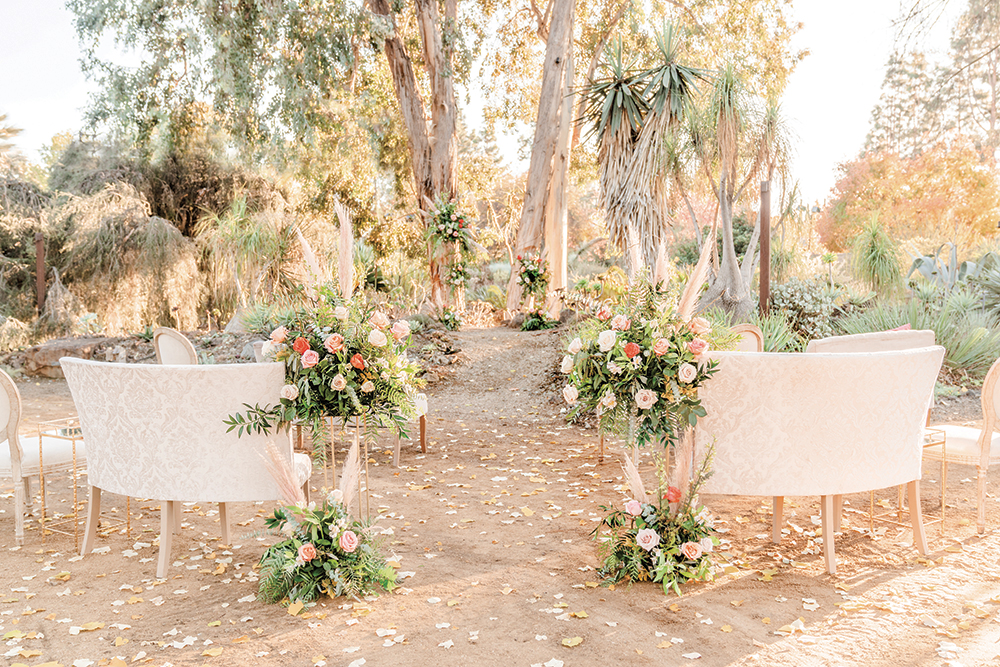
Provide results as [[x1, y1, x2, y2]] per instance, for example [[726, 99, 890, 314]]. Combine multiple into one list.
[[0, 0, 957, 204]]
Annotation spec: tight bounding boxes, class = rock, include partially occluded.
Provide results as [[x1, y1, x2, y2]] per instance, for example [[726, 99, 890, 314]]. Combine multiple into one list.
[[224, 311, 248, 333], [239, 343, 256, 360], [508, 313, 525, 329], [559, 308, 578, 324], [22, 337, 111, 378]]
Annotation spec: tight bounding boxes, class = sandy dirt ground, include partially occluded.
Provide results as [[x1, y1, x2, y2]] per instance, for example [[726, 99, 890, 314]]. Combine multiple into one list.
[[3, 326, 1000, 667]]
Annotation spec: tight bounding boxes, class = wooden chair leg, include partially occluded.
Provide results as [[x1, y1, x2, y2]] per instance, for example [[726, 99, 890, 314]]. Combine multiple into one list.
[[302, 480, 310, 503], [419, 415, 426, 453], [833, 494, 843, 533], [908, 480, 928, 555], [157, 500, 175, 579], [821, 495, 836, 575], [977, 466, 987, 535], [772, 496, 783, 543], [173, 501, 181, 531], [394, 432, 401, 468], [80, 486, 102, 556], [23, 476, 32, 507], [219, 502, 231, 545], [14, 476, 26, 546]]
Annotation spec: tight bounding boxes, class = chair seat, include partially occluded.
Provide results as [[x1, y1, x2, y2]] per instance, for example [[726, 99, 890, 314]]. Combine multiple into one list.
[[0, 435, 86, 478], [293, 452, 313, 486], [924, 425, 1000, 466]]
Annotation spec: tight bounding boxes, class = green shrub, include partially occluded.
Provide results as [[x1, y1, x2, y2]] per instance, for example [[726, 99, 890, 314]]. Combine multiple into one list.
[[673, 215, 755, 266], [769, 278, 840, 342], [750, 310, 801, 352], [851, 220, 902, 296]]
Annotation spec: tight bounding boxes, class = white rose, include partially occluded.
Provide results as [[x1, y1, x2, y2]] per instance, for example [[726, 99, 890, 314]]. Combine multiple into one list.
[[562, 385, 579, 405], [600, 391, 617, 410], [607, 361, 623, 375], [330, 374, 347, 391], [360, 380, 375, 393], [369, 311, 390, 329], [414, 393, 428, 416], [636, 528, 660, 552], [567, 337, 582, 354], [635, 388, 657, 410], [333, 306, 349, 320], [260, 340, 273, 359], [327, 489, 344, 505], [368, 329, 388, 347], [699, 536, 714, 553], [678, 363, 697, 384], [560, 355, 574, 373], [597, 330, 616, 352], [280, 384, 299, 401]]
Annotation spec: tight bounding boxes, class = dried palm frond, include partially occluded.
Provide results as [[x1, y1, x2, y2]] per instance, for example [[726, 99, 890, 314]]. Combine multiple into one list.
[[677, 232, 713, 322], [295, 226, 324, 301], [335, 201, 353, 300], [669, 429, 695, 512], [621, 454, 649, 504], [263, 441, 305, 506], [338, 437, 362, 515]]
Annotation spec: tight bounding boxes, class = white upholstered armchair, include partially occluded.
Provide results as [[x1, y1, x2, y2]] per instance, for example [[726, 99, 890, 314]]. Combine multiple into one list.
[[694, 346, 944, 574], [61, 358, 312, 578]]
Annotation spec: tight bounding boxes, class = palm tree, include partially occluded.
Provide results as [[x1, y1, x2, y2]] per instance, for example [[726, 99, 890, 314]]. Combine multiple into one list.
[[0, 113, 23, 174]]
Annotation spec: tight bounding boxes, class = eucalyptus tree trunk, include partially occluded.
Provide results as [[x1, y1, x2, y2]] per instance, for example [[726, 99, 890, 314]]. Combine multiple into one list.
[[543, 41, 574, 318], [506, 0, 575, 311], [370, 0, 457, 308]]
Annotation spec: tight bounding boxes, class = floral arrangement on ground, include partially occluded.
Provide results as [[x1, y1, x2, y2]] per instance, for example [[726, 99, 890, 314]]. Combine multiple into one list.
[[594, 445, 717, 595], [225, 288, 424, 437], [516, 251, 548, 306]]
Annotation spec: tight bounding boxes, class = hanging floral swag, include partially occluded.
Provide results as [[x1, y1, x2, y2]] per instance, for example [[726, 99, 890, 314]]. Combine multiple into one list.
[[427, 198, 475, 299], [515, 251, 549, 306]]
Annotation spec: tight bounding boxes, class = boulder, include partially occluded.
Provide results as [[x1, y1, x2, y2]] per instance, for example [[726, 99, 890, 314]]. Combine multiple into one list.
[[22, 337, 112, 378]]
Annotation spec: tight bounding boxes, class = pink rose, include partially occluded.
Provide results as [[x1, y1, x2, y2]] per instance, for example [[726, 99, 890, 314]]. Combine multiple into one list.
[[624, 342, 641, 359], [270, 326, 288, 344], [563, 385, 579, 405], [301, 350, 319, 368], [339, 530, 359, 553], [665, 486, 682, 503], [369, 311, 390, 329], [390, 320, 411, 342], [678, 363, 697, 383], [293, 337, 310, 354], [681, 541, 703, 561], [635, 388, 658, 410], [688, 317, 711, 335], [611, 314, 631, 331], [688, 338, 709, 359], [636, 528, 660, 552], [330, 374, 347, 391], [652, 338, 670, 356], [297, 542, 317, 562], [625, 499, 642, 516], [324, 333, 344, 353], [280, 384, 299, 401]]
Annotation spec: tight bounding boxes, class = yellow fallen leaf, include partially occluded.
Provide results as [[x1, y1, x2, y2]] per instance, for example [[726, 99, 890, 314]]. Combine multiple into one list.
[[311, 656, 326, 665], [758, 569, 778, 582], [385, 560, 401, 568], [571, 611, 588, 618], [584, 582, 599, 588], [287, 601, 304, 616], [52, 572, 71, 581], [408, 484, 432, 491], [944, 546, 963, 553], [958, 621, 972, 630], [657, 641, 672, 649], [113, 636, 129, 646], [501, 587, 513, 595], [668, 604, 680, 612], [202, 646, 224, 657], [562, 636, 583, 647], [127, 596, 142, 604], [233, 635, 250, 644], [521, 507, 534, 516], [207, 620, 221, 627], [79, 622, 104, 632], [109, 660, 127, 667], [730, 600, 744, 607], [17, 650, 42, 658], [721, 625, 733, 633], [447, 600, 460, 607]]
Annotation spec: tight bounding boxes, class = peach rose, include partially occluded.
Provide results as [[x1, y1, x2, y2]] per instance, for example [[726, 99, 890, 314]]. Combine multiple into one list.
[[301, 350, 319, 368], [636, 528, 660, 551], [339, 530, 359, 553], [624, 342, 640, 359], [280, 384, 299, 401], [688, 317, 711, 335], [563, 385, 579, 405], [270, 326, 288, 344], [333, 305, 349, 320], [611, 314, 631, 331], [597, 330, 616, 352], [368, 329, 388, 347], [567, 337, 582, 354], [390, 320, 411, 342], [678, 363, 697, 383], [297, 542, 317, 562], [560, 355, 574, 373], [688, 338, 709, 359], [635, 388, 658, 410], [665, 486, 682, 503], [369, 311, 390, 329], [360, 380, 375, 393], [330, 374, 347, 391], [681, 541, 703, 561], [351, 353, 365, 370], [652, 337, 671, 356], [292, 337, 310, 354], [596, 306, 613, 321], [324, 333, 344, 353], [625, 499, 642, 516]]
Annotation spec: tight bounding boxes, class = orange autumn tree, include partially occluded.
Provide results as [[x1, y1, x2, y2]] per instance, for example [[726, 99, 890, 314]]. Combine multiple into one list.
[[818, 141, 1000, 251]]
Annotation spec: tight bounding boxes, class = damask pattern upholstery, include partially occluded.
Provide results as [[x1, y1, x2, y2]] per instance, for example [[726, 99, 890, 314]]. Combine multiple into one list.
[[61, 358, 305, 502], [805, 329, 936, 353], [694, 347, 945, 497]]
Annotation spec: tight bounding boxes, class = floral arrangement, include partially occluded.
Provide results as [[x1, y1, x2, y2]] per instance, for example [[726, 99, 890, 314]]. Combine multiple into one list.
[[515, 252, 549, 305], [594, 446, 717, 595], [428, 198, 475, 303], [256, 487, 398, 603], [446, 263, 469, 288], [561, 295, 720, 449], [521, 308, 558, 332], [438, 306, 462, 331], [225, 290, 422, 436]]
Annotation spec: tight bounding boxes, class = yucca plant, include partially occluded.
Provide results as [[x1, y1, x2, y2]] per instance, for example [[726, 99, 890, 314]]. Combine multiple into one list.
[[851, 219, 902, 297]]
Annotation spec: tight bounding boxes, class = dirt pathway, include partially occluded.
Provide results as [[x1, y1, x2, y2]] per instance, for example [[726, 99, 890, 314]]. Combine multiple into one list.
[[2, 326, 1000, 666]]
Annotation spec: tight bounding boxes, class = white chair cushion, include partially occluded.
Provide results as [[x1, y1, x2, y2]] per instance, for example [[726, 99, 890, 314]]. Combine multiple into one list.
[[924, 425, 1000, 465], [293, 453, 313, 486], [0, 435, 86, 477]]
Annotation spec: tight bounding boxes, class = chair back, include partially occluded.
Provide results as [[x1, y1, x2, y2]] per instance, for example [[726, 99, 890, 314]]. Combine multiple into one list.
[[61, 358, 292, 503], [805, 329, 935, 353], [0, 369, 23, 466], [730, 323, 764, 352], [694, 347, 945, 497], [153, 327, 198, 365], [981, 357, 1000, 440]]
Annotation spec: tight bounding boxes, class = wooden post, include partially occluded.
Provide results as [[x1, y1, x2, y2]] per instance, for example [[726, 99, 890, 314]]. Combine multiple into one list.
[[759, 181, 770, 314], [35, 232, 45, 314]]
